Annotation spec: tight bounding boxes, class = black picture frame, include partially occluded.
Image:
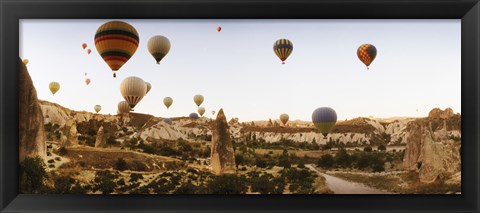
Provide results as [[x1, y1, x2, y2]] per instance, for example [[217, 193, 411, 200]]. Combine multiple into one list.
[[1, 0, 479, 212]]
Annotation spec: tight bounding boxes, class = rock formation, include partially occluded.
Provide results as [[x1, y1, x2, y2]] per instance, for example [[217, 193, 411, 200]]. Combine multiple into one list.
[[210, 109, 236, 175], [95, 126, 106, 148], [19, 58, 46, 161], [403, 108, 461, 183], [61, 118, 78, 147]]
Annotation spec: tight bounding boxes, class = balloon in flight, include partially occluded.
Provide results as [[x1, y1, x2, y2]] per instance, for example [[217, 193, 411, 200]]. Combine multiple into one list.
[[49, 82, 60, 95], [147, 35, 170, 64], [273, 39, 293, 64], [94, 105, 102, 113], [118, 100, 131, 114], [198, 107, 206, 116], [145, 82, 152, 95], [23, 59, 29, 65], [189, 113, 199, 119], [312, 107, 337, 138], [280, 113, 289, 125], [193, 94, 204, 107], [82, 43, 87, 49], [357, 43, 377, 70], [216, 26, 222, 32], [94, 21, 139, 78], [85, 78, 91, 85], [163, 97, 173, 109], [120, 76, 147, 110]]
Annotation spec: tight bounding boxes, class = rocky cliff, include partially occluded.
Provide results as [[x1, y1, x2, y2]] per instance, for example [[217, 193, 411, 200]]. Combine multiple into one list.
[[402, 108, 461, 183], [210, 109, 236, 175], [19, 58, 46, 161]]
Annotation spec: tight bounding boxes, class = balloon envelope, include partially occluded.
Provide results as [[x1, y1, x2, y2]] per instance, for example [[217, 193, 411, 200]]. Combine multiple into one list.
[[85, 78, 91, 85], [94, 105, 102, 113], [189, 113, 199, 119], [82, 43, 87, 49], [357, 44, 377, 69], [23, 59, 29, 65], [120, 76, 147, 110], [147, 35, 171, 64], [94, 21, 139, 78], [217, 26, 222, 32], [163, 118, 172, 124], [312, 107, 337, 137], [280, 113, 289, 125], [163, 97, 173, 109], [145, 82, 152, 95], [193, 94, 204, 106], [118, 101, 131, 114], [49, 82, 60, 95], [198, 107, 206, 116], [273, 39, 293, 64], [87, 49, 92, 54]]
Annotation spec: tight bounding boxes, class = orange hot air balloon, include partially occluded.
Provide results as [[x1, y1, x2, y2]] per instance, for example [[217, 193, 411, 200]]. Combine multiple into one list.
[[85, 78, 91, 85], [87, 49, 92, 54], [82, 43, 87, 49], [216, 26, 222, 32]]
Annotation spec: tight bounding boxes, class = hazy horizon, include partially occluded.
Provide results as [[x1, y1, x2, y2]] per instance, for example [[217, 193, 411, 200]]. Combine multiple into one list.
[[20, 19, 461, 122]]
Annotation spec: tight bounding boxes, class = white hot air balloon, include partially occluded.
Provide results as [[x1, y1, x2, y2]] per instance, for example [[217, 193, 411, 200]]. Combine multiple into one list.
[[145, 82, 152, 95], [118, 101, 131, 114], [94, 105, 102, 113], [120, 76, 147, 111], [198, 107, 206, 116], [147, 35, 171, 64]]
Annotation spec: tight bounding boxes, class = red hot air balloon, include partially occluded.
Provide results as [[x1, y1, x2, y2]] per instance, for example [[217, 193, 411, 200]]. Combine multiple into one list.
[[82, 43, 87, 49], [87, 49, 92, 54], [85, 78, 91, 85], [216, 26, 221, 32]]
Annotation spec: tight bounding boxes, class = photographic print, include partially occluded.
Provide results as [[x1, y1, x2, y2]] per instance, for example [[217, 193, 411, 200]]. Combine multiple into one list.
[[18, 19, 461, 195]]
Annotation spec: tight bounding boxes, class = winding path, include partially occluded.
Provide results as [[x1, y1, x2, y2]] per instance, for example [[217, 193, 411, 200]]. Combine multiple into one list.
[[306, 164, 390, 194]]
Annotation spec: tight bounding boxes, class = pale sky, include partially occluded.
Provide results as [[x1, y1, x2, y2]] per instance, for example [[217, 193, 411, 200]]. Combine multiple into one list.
[[19, 19, 461, 122]]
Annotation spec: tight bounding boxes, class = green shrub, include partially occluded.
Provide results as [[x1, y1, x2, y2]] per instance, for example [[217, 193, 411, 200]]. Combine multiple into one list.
[[48, 159, 55, 164], [57, 147, 68, 156], [55, 157, 61, 161], [114, 158, 128, 171], [20, 157, 48, 193]]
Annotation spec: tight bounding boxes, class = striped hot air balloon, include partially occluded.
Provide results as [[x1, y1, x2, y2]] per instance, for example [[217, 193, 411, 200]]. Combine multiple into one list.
[[94, 21, 139, 78], [357, 44, 377, 70], [94, 105, 102, 113], [273, 39, 293, 64], [120, 76, 147, 110], [312, 107, 337, 139], [118, 100, 131, 114], [49, 82, 60, 95], [147, 35, 170, 64]]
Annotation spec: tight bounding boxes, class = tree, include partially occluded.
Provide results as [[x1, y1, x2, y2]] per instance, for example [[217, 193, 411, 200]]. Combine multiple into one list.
[[53, 176, 75, 194], [20, 157, 48, 193], [114, 158, 128, 171], [130, 173, 143, 182], [206, 174, 247, 194], [278, 150, 291, 168], [317, 154, 334, 169], [92, 170, 118, 194], [250, 174, 275, 194], [235, 154, 245, 167], [335, 148, 352, 168], [255, 158, 267, 168], [378, 144, 387, 151], [364, 146, 373, 152]]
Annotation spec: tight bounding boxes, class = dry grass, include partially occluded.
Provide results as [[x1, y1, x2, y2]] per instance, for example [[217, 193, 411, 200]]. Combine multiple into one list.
[[55, 146, 185, 172]]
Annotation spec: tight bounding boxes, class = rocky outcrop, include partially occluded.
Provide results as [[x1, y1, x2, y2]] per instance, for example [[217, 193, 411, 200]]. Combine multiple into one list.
[[61, 118, 78, 147], [403, 108, 461, 183], [95, 126, 106, 147], [210, 109, 236, 175], [19, 58, 46, 161]]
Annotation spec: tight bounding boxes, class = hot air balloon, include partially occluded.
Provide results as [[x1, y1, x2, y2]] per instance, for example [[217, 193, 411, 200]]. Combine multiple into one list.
[[212, 110, 216, 115], [82, 43, 87, 49], [87, 49, 92, 54], [312, 107, 337, 139], [216, 26, 222, 32], [193, 94, 204, 107], [189, 113, 199, 119], [120, 76, 147, 110], [357, 43, 377, 70], [280, 113, 289, 126], [84, 72, 87, 76], [94, 105, 102, 113], [94, 21, 139, 78], [23, 59, 29, 65], [163, 97, 173, 109], [198, 107, 206, 116], [118, 100, 131, 114], [85, 78, 91, 85], [145, 82, 152, 95], [273, 39, 293, 64], [147, 35, 170, 64], [49, 82, 60, 95], [163, 118, 172, 124]]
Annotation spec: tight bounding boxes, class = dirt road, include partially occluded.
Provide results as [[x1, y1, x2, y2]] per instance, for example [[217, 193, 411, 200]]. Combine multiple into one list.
[[306, 164, 390, 194]]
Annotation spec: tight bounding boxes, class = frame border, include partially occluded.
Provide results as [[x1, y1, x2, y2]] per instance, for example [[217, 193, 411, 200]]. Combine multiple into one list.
[[1, 0, 479, 212]]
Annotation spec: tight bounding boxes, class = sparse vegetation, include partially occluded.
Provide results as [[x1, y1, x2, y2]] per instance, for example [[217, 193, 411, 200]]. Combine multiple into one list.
[[20, 157, 48, 193]]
